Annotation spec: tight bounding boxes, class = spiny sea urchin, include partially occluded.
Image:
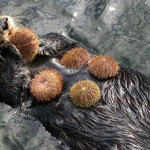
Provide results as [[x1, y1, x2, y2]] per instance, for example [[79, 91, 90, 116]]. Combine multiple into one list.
[[9, 27, 39, 62], [60, 48, 90, 69], [88, 55, 119, 79], [70, 80, 101, 108], [30, 69, 63, 102]]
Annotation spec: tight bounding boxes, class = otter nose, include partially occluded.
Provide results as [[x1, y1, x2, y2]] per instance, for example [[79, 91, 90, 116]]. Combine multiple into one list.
[[0, 18, 8, 34]]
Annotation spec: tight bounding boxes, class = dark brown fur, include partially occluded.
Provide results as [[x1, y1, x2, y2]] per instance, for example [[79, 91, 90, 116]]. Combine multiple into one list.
[[0, 33, 149, 150]]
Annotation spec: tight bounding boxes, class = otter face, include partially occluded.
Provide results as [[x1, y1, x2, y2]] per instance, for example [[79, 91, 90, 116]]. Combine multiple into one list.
[[0, 16, 16, 41]]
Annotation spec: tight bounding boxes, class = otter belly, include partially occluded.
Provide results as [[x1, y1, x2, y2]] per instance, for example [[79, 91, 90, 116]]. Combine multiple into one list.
[[26, 34, 150, 150], [26, 61, 150, 150], [0, 33, 149, 150]]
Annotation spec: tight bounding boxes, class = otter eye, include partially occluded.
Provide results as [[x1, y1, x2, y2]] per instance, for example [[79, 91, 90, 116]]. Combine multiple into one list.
[[0, 18, 9, 34]]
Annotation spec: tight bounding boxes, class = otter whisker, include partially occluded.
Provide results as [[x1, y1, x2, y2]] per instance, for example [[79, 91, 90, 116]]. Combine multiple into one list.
[[0, 62, 4, 66], [21, 22, 28, 26], [14, 18, 27, 26], [13, 21, 19, 25], [14, 22, 22, 28], [13, 16, 27, 19], [13, 19, 24, 22], [0, 55, 5, 61]]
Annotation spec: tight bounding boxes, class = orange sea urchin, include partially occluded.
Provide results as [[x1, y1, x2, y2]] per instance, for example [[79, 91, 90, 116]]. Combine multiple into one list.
[[88, 55, 119, 79], [60, 48, 90, 69], [30, 69, 63, 102], [9, 27, 39, 62], [70, 80, 101, 108]]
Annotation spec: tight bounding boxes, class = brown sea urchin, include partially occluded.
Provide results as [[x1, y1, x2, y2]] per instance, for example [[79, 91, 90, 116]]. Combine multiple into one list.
[[70, 80, 101, 108], [9, 27, 39, 62], [88, 55, 119, 79], [60, 48, 90, 69], [30, 69, 63, 102]]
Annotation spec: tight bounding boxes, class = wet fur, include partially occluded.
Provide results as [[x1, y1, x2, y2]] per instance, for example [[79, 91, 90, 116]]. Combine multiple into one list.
[[39, 33, 81, 56], [0, 41, 30, 107], [26, 66, 150, 150], [0, 34, 149, 150]]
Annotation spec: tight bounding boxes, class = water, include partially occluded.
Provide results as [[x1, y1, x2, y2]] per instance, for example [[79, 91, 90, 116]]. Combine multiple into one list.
[[0, 103, 69, 150], [0, 0, 149, 149]]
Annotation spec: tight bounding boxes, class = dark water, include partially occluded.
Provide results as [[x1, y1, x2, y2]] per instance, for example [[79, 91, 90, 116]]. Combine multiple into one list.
[[0, 0, 149, 149]]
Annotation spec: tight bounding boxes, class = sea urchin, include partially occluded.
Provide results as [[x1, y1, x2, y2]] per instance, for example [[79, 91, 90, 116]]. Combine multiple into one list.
[[9, 27, 39, 62], [70, 80, 101, 108], [88, 55, 119, 79], [60, 48, 90, 69], [30, 69, 63, 102]]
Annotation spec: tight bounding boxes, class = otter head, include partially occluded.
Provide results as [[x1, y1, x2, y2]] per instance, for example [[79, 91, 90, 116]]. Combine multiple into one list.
[[0, 16, 16, 41]]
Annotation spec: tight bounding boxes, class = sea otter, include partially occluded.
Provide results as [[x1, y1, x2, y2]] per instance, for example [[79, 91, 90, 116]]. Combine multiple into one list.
[[0, 17, 149, 150]]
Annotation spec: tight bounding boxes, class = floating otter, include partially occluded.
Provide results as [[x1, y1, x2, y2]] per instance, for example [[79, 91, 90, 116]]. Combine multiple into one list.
[[0, 18, 149, 150]]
